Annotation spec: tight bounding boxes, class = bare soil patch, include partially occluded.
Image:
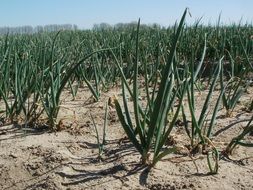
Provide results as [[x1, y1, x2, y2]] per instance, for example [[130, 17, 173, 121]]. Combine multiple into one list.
[[0, 85, 252, 190]]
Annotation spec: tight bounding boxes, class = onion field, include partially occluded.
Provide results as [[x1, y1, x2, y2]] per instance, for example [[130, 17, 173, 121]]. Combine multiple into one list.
[[0, 9, 253, 189]]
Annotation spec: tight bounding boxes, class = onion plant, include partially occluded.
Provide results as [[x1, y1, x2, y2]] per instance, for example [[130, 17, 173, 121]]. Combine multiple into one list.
[[186, 57, 223, 145], [40, 47, 112, 128], [90, 99, 109, 160], [114, 9, 188, 166], [219, 76, 248, 116], [183, 53, 224, 174], [226, 115, 253, 154]]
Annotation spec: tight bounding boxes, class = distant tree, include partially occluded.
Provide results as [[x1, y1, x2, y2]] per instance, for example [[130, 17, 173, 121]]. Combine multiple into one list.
[[35, 25, 44, 33], [73, 24, 78, 30], [93, 23, 112, 31], [0, 24, 79, 35]]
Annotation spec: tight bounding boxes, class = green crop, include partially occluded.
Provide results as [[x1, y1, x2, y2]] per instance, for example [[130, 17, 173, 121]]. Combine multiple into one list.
[[0, 7, 252, 175], [226, 115, 253, 154], [114, 9, 188, 166]]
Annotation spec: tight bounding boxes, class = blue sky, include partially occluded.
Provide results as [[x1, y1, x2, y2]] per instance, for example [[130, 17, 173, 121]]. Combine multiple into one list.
[[0, 0, 252, 29]]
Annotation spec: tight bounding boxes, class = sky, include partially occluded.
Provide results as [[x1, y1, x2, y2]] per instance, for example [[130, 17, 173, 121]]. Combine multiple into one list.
[[0, 0, 252, 29]]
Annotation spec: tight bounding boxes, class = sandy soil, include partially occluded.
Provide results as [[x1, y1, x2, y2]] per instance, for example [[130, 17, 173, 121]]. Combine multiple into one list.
[[0, 84, 253, 190]]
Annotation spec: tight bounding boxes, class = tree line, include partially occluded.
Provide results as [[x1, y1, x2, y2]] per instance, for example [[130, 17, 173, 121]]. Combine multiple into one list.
[[0, 24, 78, 35]]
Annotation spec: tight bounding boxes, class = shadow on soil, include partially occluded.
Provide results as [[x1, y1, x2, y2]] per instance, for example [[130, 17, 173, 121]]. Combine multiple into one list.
[[0, 124, 51, 142], [53, 139, 149, 189]]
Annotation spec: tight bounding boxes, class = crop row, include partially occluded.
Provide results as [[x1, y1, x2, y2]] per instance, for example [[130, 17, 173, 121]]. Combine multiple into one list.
[[0, 9, 252, 173]]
